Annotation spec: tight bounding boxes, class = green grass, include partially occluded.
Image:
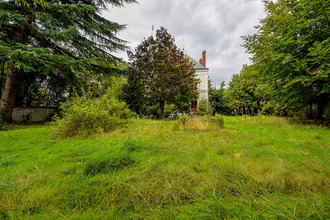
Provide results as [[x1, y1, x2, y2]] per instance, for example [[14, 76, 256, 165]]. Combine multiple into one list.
[[0, 116, 329, 219]]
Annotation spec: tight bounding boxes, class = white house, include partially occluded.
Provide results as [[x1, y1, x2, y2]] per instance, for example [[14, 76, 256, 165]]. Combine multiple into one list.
[[187, 51, 209, 110]]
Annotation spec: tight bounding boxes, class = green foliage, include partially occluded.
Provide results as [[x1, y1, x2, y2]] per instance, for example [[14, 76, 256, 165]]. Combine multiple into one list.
[[196, 98, 209, 115], [209, 81, 231, 115], [141, 103, 180, 119], [163, 103, 178, 117], [124, 27, 199, 116], [0, 0, 136, 120], [14, 0, 49, 9], [242, 0, 330, 119], [143, 105, 161, 118], [259, 100, 290, 116], [226, 65, 263, 116], [0, 0, 136, 72], [52, 90, 134, 139], [78, 64, 130, 99]]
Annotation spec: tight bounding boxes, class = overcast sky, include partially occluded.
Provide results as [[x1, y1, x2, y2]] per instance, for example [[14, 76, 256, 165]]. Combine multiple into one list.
[[103, 0, 266, 86]]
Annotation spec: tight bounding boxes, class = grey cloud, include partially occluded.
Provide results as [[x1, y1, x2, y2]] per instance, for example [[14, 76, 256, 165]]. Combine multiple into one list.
[[103, 0, 265, 85]]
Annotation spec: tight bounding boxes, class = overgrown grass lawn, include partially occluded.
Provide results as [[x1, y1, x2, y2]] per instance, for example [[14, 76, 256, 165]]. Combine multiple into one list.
[[0, 117, 329, 219]]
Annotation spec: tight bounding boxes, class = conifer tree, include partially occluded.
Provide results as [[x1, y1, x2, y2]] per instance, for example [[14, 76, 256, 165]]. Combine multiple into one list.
[[0, 0, 136, 122]]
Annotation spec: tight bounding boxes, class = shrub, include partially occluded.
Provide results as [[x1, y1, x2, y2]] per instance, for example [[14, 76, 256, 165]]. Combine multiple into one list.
[[197, 98, 210, 115], [52, 89, 135, 139], [143, 105, 161, 118], [164, 104, 178, 117], [140, 103, 179, 118]]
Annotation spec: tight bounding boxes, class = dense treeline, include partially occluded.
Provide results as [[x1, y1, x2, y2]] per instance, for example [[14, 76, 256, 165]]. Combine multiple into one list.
[[211, 0, 329, 119], [1, 0, 328, 123]]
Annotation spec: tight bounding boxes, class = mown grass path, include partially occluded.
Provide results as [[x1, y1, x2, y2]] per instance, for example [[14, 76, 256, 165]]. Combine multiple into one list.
[[0, 116, 329, 219]]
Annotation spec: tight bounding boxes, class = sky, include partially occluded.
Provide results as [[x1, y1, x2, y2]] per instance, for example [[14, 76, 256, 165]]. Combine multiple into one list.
[[103, 0, 266, 87]]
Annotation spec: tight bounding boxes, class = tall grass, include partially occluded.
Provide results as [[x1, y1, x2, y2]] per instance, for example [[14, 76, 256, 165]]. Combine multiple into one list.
[[174, 115, 224, 131], [0, 116, 329, 219]]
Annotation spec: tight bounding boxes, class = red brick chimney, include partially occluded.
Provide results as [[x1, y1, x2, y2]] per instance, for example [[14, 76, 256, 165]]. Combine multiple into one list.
[[199, 50, 206, 67], [199, 58, 203, 66]]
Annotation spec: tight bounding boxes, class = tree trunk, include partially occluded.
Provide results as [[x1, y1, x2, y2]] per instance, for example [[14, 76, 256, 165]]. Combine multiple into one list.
[[316, 93, 329, 120], [0, 62, 20, 122], [159, 100, 165, 118], [0, 18, 29, 122], [0, 61, 5, 98]]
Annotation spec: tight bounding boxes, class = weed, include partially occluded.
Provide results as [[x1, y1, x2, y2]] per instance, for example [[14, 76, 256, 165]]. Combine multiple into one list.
[[174, 115, 224, 131], [174, 115, 208, 131]]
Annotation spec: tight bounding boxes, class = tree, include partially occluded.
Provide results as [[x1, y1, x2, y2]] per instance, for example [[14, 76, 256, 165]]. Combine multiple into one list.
[[226, 65, 262, 116], [242, 0, 329, 119], [124, 27, 199, 116], [208, 80, 230, 115], [0, 0, 136, 122]]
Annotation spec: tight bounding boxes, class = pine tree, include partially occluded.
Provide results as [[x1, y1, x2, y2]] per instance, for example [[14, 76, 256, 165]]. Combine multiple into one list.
[[0, 0, 136, 122]]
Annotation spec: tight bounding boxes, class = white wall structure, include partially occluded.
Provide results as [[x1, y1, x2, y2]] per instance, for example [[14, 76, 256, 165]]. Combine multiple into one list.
[[187, 51, 209, 105]]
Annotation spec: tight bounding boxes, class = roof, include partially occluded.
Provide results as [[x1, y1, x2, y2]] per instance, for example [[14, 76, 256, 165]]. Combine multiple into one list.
[[186, 55, 209, 71]]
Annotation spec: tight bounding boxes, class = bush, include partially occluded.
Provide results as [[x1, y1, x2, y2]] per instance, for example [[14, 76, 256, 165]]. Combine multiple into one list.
[[140, 103, 179, 118], [164, 104, 178, 117], [143, 105, 161, 118], [52, 89, 135, 139]]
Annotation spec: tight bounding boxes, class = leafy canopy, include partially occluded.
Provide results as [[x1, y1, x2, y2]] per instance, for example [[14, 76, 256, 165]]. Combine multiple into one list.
[[125, 27, 199, 116], [242, 0, 329, 118]]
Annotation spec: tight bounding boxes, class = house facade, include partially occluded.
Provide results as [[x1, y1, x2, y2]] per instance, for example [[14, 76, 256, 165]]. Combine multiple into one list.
[[187, 51, 209, 110]]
